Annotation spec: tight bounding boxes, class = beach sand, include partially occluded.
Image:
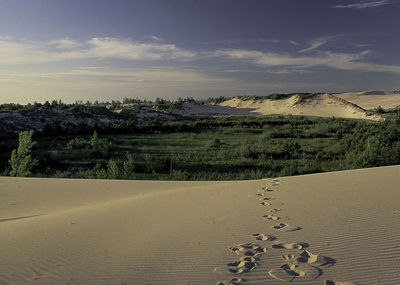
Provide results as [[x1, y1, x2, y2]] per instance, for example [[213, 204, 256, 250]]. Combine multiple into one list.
[[1, 165, 399, 284]]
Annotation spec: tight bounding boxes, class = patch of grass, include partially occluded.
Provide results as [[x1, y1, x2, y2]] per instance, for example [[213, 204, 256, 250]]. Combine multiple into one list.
[[1, 115, 399, 180]]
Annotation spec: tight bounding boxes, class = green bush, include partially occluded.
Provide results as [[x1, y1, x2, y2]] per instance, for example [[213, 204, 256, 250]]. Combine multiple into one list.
[[9, 130, 38, 176]]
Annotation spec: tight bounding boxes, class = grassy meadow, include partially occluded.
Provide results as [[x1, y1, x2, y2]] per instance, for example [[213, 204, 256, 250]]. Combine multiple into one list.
[[1, 115, 400, 180]]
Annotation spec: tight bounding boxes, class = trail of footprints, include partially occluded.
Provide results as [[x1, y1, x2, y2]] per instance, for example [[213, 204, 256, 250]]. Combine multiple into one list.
[[216, 178, 352, 285]]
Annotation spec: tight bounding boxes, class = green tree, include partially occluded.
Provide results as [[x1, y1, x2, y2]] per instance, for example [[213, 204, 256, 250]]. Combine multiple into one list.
[[90, 130, 100, 149], [123, 154, 135, 178], [9, 130, 38, 176], [107, 160, 120, 179]]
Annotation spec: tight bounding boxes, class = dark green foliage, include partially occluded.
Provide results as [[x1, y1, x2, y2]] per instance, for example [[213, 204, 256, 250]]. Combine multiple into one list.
[[1, 115, 400, 180], [66, 138, 89, 150], [9, 130, 38, 176]]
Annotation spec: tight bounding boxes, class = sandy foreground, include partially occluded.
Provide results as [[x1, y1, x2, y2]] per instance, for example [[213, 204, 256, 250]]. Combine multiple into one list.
[[1, 166, 400, 285]]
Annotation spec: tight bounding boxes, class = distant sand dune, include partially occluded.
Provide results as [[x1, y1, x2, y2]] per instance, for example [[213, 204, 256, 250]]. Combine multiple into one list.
[[1, 166, 400, 284], [337, 90, 400, 110], [218, 93, 383, 120]]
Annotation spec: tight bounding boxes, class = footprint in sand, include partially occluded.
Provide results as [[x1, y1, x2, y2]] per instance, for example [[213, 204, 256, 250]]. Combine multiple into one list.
[[271, 179, 280, 186], [229, 242, 268, 257], [252, 233, 276, 241], [326, 281, 357, 285], [268, 262, 321, 282], [217, 243, 268, 278], [227, 256, 259, 274], [262, 186, 275, 192], [267, 208, 282, 213], [263, 214, 280, 221], [272, 223, 289, 230], [266, 250, 336, 282], [297, 250, 336, 267], [271, 223, 302, 232], [259, 197, 275, 201], [286, 226, 302, 232], [260, 201, 272, 206], [216, 277, 245, 285], [272, 242, 309, 250]]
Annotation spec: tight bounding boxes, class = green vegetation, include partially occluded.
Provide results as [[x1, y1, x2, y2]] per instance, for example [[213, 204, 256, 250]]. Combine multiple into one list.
[[367, 105, 400, 121], [8, 130, 38, 177], [1, 115, 399, 180]]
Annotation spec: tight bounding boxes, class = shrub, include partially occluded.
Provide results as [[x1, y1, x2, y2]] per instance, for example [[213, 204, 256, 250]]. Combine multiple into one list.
[[9, 130, 38, 177], [66, 138, 89, 150]]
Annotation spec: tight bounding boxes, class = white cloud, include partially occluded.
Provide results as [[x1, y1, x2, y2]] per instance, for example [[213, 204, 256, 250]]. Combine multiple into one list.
[[0, 66, 296, 104], [215, 48, 400, 73], [0, 37, 196, 65], [332, 0, 390, 9], [252, 38, 299, 45], [298, 35, 341, 53], [146, 35, 164, 42], [48, 38, 81, 49], [266, 69, 311, 74], [298, 40, 326, 53]]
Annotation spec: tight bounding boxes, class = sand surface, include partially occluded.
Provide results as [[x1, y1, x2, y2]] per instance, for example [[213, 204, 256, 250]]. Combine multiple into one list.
[[218, 94, 382, 121], [336, 91, 400, 110], [1, 166, 400, 284]]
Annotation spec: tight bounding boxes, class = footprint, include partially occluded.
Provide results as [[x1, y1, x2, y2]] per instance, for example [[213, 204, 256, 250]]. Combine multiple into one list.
[[257, 193, 264, 196], [272, 242, 309, 250], [267, 208, 282, 213], [326, 281, 357, 285], [260, 201, 272, 206], [227, 256, 259, 274], [260, 197, 275, 201], [282, 254, 297, 263], [281, 250, 335, 268], [252, 233, 276, 241], [268, 263, 321, 282], [286, 226, 302, 232], [229, 243, 268, 256], [297, 250, 318, 263], [216, 277, 245, 284], [271, 180, 280, 186], [263, 214, 280, 221], [262, 186, 275, 192], [272, 223, 289, 230]]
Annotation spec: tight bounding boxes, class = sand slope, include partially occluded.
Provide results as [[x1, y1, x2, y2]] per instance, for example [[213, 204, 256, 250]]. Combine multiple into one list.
[[218, 94, 383, 120], [1, 166, 400, 284], [337, 90, 400, 110]]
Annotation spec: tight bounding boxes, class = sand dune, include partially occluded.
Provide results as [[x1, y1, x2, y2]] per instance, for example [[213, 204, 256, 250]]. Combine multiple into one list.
[[1, 166, 400, 284], [336, 90, 400, 110], [218, 94, 383, 120]]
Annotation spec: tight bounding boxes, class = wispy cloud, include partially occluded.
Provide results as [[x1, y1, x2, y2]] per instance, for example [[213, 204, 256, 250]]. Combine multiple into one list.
[[332, 0, 390, 9], [298, 35, 340, 53], [214, 48, 400, 73], [0, 37, 196, 65], [48, 38, 81, 49], [252, 38, 299, 45], [266, 69, 311, 74], [298, 40, 327, 53], [146, 35, 164, 42], [202, 39, 239, 45], [0, 66, 298, 104]]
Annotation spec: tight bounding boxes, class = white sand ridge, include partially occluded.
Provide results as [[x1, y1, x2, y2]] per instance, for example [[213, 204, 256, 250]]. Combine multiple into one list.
[[218, 93, 384, 120]]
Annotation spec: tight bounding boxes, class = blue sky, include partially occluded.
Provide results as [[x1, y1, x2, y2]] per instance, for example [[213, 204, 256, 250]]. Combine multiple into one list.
[[0, 0, 399, 103]]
